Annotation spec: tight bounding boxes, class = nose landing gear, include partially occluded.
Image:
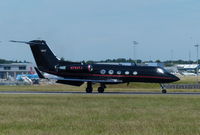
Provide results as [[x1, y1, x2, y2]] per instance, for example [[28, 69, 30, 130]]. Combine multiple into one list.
[[160, 84, 167, 94]]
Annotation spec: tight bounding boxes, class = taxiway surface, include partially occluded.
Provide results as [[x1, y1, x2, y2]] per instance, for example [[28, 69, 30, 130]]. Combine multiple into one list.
[[0, 91, 200, 95]]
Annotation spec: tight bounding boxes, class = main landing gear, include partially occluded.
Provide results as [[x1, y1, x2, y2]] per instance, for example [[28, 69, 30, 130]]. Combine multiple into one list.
[[86, 82, 93, 93], [98, 83, 106, 93], [86, 82, 106, 93], [160, 84, 167, 94]]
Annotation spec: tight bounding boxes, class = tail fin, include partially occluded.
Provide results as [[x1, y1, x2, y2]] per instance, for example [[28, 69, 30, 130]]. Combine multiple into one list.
[[28, 40, 59, 71], [10, 40, 59, 71]]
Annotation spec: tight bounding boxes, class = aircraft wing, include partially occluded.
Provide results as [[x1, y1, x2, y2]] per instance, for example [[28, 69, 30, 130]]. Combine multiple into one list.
[[55, 78, 122, 86], [56, 78, 123, 83]]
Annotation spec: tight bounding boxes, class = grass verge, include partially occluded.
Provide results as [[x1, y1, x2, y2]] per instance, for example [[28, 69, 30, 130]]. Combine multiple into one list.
[[0, 94, 200, 135], [0, 83, 200, 93]]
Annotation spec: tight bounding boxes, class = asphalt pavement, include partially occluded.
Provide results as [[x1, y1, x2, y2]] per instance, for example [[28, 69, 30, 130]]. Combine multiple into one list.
[[0, 91, 200, 95]]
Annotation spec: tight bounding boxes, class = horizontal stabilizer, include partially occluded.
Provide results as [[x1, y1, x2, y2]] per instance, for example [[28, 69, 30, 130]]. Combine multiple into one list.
[[10, 40, 44, 45]]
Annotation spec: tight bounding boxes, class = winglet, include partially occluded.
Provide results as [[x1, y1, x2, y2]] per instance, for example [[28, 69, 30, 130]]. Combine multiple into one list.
[[34, 67, 45, 79]]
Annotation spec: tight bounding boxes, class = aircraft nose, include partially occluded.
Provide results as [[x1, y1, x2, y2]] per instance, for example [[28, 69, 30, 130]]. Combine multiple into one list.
[[171, 74, 180, 82]]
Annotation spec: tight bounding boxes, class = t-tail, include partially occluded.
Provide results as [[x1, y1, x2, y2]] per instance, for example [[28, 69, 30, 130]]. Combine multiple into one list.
[[10, 40, 59, 71]]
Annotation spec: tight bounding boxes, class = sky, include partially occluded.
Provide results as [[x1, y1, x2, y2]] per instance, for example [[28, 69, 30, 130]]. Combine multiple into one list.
[[0, 0, 200, 63]]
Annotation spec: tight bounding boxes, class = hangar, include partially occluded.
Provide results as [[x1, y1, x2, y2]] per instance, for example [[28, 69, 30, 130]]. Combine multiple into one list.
[[0, 63, 35, 80]]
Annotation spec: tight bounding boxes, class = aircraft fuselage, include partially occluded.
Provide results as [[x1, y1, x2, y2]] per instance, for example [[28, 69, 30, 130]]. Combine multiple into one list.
[[46, 63, 179, 84]]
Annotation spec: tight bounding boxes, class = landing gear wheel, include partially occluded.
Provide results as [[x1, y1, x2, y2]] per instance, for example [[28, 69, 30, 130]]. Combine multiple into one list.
[[162, 89, 167, 94], [160, 84, 167, 94], [86, 82, 93, 93], [98, 87, 104, 93], [86, 87, 93, 93]]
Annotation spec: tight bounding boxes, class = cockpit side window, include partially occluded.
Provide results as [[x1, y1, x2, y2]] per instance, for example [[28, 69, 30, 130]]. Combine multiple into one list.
[[58, 66, 66, 70], [156, 68, 166, 74]]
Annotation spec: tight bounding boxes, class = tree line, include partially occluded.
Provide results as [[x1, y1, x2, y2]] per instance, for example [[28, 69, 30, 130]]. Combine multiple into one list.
[[85, 58, 197, 66], [60, 57, 198, 66], [0, 57, 198, 66], [0, 59, 29, 64]]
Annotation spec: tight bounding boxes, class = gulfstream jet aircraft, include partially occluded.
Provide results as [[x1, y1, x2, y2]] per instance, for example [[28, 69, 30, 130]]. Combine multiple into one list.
[[10, 40, 180, 93]]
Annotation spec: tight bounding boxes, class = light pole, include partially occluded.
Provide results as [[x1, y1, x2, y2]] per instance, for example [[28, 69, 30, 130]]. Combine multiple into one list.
[[194, 44, 199, 83], [189, 50, 191, 62], [170, 49, 174, 65], [133, 41, 138, 64]]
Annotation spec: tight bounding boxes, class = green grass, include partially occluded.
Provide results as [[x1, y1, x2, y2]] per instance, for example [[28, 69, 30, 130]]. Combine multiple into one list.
[[0, 83, 200, 93], [0, 76, 199, 135], [174, 76, 200, 84], [0, 83, 162, 92], [0, 94, 200, 135]]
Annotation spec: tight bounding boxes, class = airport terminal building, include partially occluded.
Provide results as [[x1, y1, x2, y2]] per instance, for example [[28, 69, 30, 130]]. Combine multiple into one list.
[[0, 63, 35, 80]]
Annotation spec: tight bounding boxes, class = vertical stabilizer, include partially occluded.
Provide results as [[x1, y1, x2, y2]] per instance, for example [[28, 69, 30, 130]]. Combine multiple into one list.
[[28, 40, 59, 71], [10, 40, 59, 71]]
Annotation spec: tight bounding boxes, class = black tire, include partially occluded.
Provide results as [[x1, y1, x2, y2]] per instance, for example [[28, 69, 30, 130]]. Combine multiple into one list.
[[98, 87, 104, 93], [86, 87, 93, 93], [162, 89, 167, 94]]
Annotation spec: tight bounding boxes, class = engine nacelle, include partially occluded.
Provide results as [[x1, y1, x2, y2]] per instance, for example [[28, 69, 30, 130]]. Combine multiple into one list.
[[56, 64, 93, 73]]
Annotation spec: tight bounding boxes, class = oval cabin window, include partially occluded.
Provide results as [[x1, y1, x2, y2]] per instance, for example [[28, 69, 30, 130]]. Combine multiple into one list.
[[100, 69, 106, 74], [133, 71, 138, 75], [117, 71, 121, 75], [108, 70, 114, 75], [125, 71, 130, 75]]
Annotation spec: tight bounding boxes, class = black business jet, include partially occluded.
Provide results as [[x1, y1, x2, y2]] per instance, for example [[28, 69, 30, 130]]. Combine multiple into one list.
[[10, 40, 179, 93]]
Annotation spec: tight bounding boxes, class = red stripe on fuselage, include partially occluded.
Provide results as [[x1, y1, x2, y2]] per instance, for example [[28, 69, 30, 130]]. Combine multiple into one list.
[[46, 71, 174, 80]]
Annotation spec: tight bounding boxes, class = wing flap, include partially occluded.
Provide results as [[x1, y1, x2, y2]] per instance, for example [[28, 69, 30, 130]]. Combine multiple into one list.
[[56, 80, 84, 86], [56, 78, 123, 83]]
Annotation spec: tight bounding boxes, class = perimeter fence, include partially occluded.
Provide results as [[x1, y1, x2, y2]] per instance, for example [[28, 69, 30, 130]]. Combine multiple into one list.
[[164, 84, 200, 89]]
